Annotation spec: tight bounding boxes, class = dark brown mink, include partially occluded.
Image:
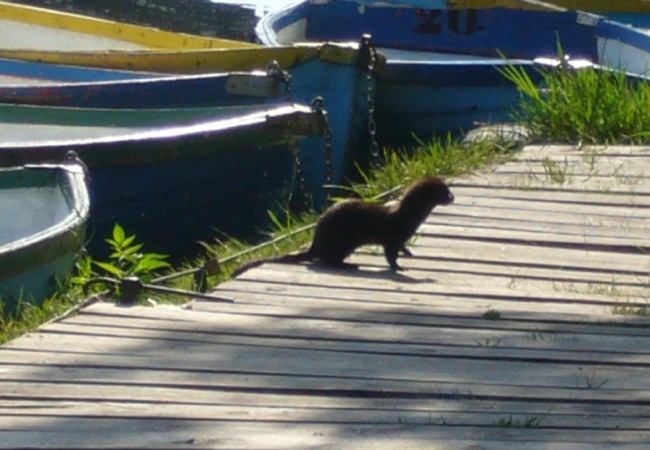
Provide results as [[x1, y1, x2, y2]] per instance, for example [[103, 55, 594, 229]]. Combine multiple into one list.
[[231, 176, 454, 277]]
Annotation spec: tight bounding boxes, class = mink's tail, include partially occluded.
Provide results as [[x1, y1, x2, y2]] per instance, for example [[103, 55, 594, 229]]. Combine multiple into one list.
[[231, 250, 313, 278]]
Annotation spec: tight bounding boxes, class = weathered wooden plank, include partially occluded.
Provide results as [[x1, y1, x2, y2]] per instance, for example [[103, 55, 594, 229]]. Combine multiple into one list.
[[496, 163, 650, 180], [433, 207, 650, 236], [2, 398, 650, 431], [210, 280, 646, 331], [6, 318, 650, 369], [4, 327, 650, 394], [2, 419, 649, 449], [409, 235, 650, 274], [229, 263, 648, 312], [2, 359, 649, 406], [431, 214, 650, 240], [7, 327, 650, 383], [452, 184, 650, 207], [80, 301, 650, 340], [461, 172, 650, 194], [5, 381, 650, 428], [419, 222, 650, 250], [38, 307, 650, 356], [514, 145, 650, 157], [348, 243, 649, 286]]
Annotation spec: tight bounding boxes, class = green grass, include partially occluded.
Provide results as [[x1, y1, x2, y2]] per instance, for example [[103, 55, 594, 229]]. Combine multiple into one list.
[[0, 282, 87, 345], [500, 63, 650, 145], [349, 134, 514, 199]]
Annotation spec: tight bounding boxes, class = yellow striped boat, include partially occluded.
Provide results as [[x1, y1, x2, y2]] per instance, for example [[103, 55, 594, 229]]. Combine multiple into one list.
[[0, 0, 256, 51]]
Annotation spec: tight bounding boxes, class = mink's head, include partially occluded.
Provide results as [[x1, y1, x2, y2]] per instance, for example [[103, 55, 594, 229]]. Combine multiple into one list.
[[405, 177, 454, 207]]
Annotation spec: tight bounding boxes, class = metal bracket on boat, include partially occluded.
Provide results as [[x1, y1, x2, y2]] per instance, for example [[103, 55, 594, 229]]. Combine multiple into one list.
[[64, 150, 90, 177], [533, 56, 595, 71], [266, 60, 293, 100], [83, 276, 235, 305], [226, 72, 283, 99]]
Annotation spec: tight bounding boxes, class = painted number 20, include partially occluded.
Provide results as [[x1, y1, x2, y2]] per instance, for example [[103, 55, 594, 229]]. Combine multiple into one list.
[[416, 9, 479, 36]]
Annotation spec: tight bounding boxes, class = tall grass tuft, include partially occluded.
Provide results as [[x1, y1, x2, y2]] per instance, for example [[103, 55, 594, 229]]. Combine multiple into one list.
[[0, 289, 80, 344], [501, 63, 650, 145], [350, 135, 514, 199]]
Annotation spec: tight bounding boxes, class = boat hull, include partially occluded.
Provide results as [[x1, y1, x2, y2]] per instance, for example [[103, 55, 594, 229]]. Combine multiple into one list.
[[0, 72, 284, 108], [0, 103, 327, 259], [375, 55, 543, 144], [0, 43, 382, 208], [0, 162, 89, 315], [257, 1, 650, 146]]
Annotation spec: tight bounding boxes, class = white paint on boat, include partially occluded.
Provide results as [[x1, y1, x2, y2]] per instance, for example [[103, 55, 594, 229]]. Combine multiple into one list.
[[597, 36, 650, 76], [378, 48, 506, 63], [274, 17, 307, 45], [0, 184, 70, 246], [0, 19, 146, 50]]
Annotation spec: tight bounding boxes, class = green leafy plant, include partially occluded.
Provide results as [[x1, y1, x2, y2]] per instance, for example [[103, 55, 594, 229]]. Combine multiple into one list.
[[98, 224, 169, 281], [72, 224, 170, 291]]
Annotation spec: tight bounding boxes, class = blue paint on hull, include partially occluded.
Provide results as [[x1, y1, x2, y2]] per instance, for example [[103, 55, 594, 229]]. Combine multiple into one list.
[[259, 0, 650, 147], [0, 104, 324, 260], [0, 54, 370, 209], [287, 57, 371, 206], [375, 59, 543, 144], [306, 7, 598, 59], [0, 56, 156, 82], [0, 73, 278, 108]]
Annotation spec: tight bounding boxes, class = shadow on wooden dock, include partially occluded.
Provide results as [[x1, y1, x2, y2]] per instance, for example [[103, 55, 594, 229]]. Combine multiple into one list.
[[2, 145, 650, 448]]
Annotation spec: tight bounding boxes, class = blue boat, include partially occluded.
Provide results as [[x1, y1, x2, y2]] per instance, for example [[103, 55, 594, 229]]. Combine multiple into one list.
[[0, 102, 328, 259], [0, 56, 160, 83], [0, 70, 285, 108], [258, 0, 650, 145], [0, 42, 385, 208], [0, 156, 90, 316]]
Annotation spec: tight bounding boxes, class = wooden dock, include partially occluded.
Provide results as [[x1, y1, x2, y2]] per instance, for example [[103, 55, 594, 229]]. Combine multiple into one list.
[[2, 144, 650, 449]]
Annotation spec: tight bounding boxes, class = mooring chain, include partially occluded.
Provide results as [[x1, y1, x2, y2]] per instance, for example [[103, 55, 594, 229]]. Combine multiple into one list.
[[83, 276, 235, 305], [311, 96, 334, 196], [289, 136, 311, 210], [359, 34, 381, 168], [266, 59, 293, 100]]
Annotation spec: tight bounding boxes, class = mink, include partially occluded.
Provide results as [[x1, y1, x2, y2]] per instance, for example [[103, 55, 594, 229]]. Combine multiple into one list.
[[232, 176, 454, 276]]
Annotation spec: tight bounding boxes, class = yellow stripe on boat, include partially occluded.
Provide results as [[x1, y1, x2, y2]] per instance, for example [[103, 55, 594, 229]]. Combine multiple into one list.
[[445, 0, 561, 10], [541, 0, 650, 13], [0, 0, 258, 50], [445, 0, 650, 13], [0, 45, 329, 73]]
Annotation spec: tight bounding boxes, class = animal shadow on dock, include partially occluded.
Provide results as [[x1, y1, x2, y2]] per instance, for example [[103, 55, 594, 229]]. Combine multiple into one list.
[[303, 259, 436, 285]]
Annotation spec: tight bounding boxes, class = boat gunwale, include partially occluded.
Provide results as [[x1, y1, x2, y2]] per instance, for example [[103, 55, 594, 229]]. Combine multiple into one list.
[[0, 0, 258, 50], [0, 163, 90, 281], [0, 103, 322, 150]]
